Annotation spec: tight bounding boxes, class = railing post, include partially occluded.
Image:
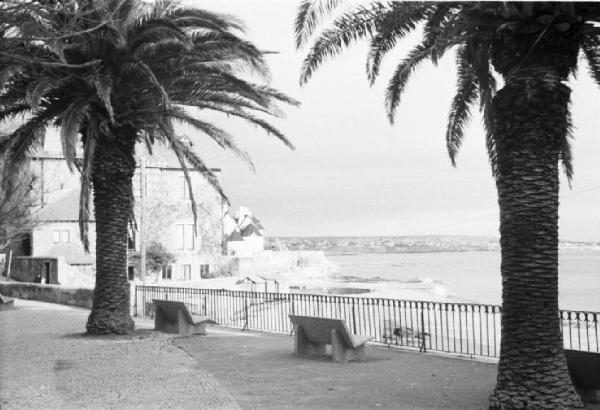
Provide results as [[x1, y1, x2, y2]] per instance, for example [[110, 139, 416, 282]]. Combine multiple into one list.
[[420, 305, 427, 353], [243, 296, 249, 331], [133, 285, 138, 317], [352, 299, 357, 334]]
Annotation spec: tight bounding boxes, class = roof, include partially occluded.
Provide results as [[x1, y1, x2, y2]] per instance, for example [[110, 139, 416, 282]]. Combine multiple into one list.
[[252, 217, 264, 230], [226, 230, 243, 242], [241, 224, 262, 238], [35, 188, 94, 222]]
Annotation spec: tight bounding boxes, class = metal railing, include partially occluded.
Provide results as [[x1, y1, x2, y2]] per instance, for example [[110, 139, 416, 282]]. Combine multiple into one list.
[[134, 285, 600, 358]]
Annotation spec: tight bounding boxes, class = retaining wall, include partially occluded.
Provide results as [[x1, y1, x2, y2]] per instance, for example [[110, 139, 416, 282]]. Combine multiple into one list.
[[0, 282, 93, 309]]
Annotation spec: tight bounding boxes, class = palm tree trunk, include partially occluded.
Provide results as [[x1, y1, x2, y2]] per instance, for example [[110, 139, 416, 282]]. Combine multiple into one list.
[[86, 137, 136, 334], [488, 69, 582, 409]]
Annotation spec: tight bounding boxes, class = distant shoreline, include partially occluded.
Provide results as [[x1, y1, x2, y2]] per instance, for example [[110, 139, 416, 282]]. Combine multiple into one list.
[[266, 235, 600, 255]]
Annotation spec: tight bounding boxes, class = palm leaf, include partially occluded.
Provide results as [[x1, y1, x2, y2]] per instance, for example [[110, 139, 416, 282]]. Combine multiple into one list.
[[60, 101, 89, 171], [561, 111, 574, 184], [295, 0, 343, 49], [582, 35, 600, 88], [366, 2, 430, 84], [446, 45, 478, 165], [79, 130, 96, 253], [1, 108, 56, 191], [25, 79, 57, 111], [93, 74, 115, 124], [385, 42, 433, 123], [300, 3, 388, 85], [170, 108, 255, 171]]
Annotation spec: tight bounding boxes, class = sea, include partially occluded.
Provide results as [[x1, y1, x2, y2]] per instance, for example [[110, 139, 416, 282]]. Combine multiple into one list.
[[326, 250, 600, 312]]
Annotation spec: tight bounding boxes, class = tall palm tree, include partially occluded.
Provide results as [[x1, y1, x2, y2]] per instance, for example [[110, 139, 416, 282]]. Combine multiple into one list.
[[296, 1, 600, 408], [0, 0, 297, 334]]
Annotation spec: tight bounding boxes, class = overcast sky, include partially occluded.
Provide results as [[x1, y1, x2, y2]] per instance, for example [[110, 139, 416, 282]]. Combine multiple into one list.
[[187, 0, 600, 241]]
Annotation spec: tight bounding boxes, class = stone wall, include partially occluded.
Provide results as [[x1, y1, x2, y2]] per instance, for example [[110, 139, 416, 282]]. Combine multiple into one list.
[[0, 282, 94, 309], [9, 257, 59, 284]]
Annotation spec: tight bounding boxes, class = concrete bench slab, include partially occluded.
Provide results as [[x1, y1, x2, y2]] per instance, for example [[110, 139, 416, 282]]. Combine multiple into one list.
[[289, 315, 373, 363], [0, 294, 14, 311], [153, 299, 215, 336], [565, 349, 600, 404]]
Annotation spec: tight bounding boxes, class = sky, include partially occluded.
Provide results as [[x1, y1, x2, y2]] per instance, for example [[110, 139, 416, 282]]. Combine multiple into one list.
[[185, 0, 600, 242]]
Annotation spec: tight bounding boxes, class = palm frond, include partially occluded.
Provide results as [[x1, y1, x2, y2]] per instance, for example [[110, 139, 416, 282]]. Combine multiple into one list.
[[300, 2, 388, 85], [366, 2, 430, 84], [169, 108, 255, 171], [79, 129, 96, 253], [295, 0, 343, 49], [468, 40, 497, 174], [164, 7, 246, 33], [25, 79, 58, 111], [60, 101, 89, 171], [423, 3, 459, 64], [561, 110, 574, 184], [385, 42, 433, 123], [92, 74, 115, 124], [127, 18, 191, 54], [195, 104, 295, 150], [0, 104, 30, 124], [446, 46, 478, 165], [582, 35, 600, 88], [1, 108, 56, 191], [167, 132, 226, 234]]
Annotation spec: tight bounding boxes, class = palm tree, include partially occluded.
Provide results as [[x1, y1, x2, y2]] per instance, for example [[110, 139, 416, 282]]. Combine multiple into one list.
[[0, 0, 297, 335], [296, 1, 600, 408]]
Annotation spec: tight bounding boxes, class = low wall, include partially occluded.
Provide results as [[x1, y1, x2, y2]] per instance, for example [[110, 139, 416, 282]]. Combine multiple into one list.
[[227, 250, 333, 277], [0, 282, 94, 309]]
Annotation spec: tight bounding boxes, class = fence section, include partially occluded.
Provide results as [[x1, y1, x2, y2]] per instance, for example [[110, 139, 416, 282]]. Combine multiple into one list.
[[134, 286, 599, 358]]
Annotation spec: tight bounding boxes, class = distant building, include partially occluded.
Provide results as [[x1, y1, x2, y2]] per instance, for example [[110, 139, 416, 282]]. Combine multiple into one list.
[[223, 206, 265, 257], [19, 128, 226, 283]]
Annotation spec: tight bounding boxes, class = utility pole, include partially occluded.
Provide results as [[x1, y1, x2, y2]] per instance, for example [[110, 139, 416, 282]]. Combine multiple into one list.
[[139, 158, 146, 283]]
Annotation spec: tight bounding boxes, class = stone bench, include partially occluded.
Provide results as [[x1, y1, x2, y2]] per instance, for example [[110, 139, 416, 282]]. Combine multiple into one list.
[[153, 299, 215, 336], [565, 349, 600, 404], [0, 294, 14, 311], [289, 315, 373, 363]]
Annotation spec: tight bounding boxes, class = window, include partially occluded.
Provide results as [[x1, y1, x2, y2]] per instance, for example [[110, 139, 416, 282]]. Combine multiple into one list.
[[161, 265, 172, 280], [52, 230, 70, 243], [127, 266, 135, 281], [182, 264, 191, 280], [176, 224, 195, 250], [200, 264, 210, 279]]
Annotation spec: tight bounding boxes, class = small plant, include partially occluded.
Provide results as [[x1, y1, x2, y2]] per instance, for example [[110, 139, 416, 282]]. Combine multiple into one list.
[[130, 242, 175, 275]]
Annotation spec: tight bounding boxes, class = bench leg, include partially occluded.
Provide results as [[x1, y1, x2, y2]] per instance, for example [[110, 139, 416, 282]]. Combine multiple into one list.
[[155, 309, 178, 333], [178, 310, 192, 335], [331, 329, 348, 363], [332, 329, 366, 362], [192, 322, 207, 335], [294, 325, 326, 357]]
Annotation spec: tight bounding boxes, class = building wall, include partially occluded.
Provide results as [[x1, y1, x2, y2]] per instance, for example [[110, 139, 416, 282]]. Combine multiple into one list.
[[9, 257, 58, 284], [30, 151, 224, 278], [32, 222, 96, 261], [131, 165, 224, 261]]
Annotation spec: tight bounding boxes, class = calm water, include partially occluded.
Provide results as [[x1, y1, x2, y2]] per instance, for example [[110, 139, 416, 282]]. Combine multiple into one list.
[[327, 250, 600, 312]]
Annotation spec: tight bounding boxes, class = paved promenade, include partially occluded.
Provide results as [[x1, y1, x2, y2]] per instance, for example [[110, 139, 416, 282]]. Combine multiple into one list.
[[0, 298, 508, 409], [0, 299, 238, 409]]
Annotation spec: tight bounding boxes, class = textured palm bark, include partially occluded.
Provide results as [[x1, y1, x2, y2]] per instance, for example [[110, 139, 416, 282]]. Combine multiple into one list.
[[488, 70, 582, 409], [86, 136, 136, 335]]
